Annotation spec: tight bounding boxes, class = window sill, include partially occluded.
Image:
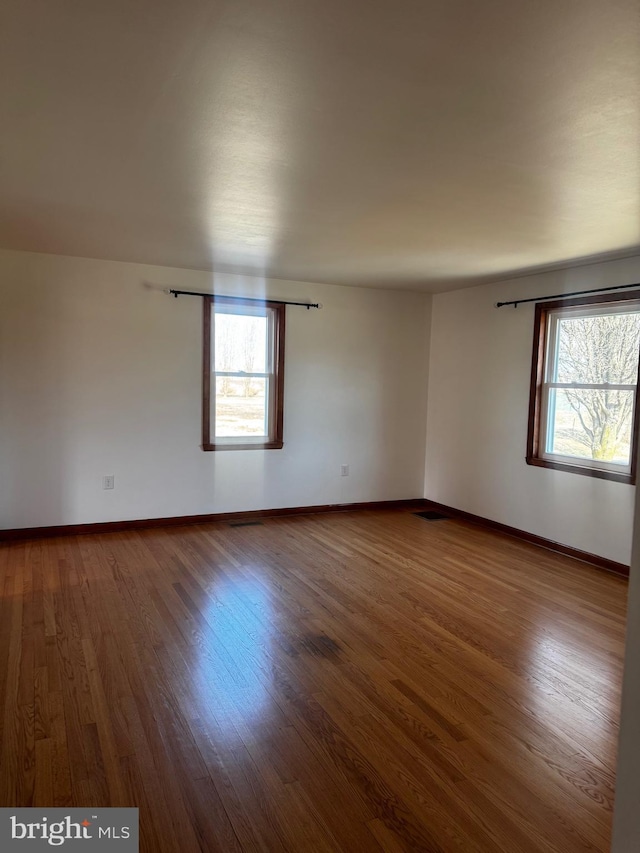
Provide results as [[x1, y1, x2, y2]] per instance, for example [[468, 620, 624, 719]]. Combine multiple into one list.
[[525, 455, 635, 484], [203, 440, 284, 451]]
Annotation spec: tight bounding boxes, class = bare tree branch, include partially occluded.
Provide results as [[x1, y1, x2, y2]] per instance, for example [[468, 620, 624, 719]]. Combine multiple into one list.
[[552, 311, 640, 460]]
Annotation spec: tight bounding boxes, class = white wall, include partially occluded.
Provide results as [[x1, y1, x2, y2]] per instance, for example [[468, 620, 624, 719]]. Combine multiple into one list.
[[612, 459, 640, 850], [0, 249, 430, 529], [424, 254, 640, 566]]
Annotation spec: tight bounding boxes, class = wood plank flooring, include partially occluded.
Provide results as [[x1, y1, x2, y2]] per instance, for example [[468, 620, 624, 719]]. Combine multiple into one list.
[[0, 509, 627, 851]]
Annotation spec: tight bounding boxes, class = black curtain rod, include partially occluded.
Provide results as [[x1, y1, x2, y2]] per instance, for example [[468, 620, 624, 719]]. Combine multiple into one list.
[[169, 289, 321, 309], [496, 281, 640, 308]]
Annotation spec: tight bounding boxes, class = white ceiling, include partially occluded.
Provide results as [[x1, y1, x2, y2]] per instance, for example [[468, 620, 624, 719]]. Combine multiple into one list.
[[1, 0, 638, 292]]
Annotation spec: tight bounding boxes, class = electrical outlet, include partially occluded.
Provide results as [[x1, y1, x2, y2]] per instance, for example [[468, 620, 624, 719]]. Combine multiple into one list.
[[340, 464, 349, 477], [102, 475, 115, 490]]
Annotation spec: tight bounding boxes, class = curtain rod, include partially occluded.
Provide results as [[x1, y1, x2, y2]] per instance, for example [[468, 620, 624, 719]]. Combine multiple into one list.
[[496, 281, 640, 308], [168, 289, 321, 309]]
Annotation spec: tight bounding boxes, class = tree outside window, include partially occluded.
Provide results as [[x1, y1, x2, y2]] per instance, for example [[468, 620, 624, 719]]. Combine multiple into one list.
[[527, 292, 640, 484]]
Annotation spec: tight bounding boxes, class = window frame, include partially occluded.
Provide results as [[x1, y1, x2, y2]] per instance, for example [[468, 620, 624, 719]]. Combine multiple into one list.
[[526, 290, 640, 484], [202, 295, 285, 451]]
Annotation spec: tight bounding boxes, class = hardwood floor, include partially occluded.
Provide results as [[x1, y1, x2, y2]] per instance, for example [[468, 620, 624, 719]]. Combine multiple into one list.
[[0, 509, 627, 852]]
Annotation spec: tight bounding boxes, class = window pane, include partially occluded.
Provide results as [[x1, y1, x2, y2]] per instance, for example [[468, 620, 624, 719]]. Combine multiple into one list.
[[546, 387, 634, 466], [555, 312, 640, 384], [214, 377, 268, 437], [214, 311, 268, 374]]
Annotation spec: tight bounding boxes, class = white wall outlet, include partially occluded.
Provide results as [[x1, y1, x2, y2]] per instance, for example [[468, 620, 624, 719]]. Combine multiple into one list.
[[102, 475, 115, 490], [340, 464, 349, 477]]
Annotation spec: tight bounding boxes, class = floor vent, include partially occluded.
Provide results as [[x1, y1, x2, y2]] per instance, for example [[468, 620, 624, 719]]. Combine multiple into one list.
[[413, 511, 450, 521], [228, 520, 264, 528]]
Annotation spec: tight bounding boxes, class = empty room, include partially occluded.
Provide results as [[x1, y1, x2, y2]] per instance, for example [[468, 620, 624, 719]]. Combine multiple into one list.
[[1, 0, 640, 851]]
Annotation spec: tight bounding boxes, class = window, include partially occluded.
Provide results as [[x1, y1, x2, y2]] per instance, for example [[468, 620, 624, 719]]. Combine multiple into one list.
[[202, 296, 285, 450], [527, 292, 640, 483]]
